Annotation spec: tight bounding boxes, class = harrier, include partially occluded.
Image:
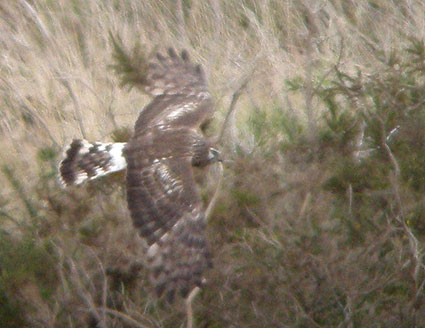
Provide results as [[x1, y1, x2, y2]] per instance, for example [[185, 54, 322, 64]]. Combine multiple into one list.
[[59, 47, 221, 302]]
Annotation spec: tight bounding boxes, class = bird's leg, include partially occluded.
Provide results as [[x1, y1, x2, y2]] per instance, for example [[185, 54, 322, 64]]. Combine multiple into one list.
[[186, 286, 201, 328]]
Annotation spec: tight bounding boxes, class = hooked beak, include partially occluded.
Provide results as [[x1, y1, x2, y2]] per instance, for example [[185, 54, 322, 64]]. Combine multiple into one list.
[[208, 147, 222, 162]]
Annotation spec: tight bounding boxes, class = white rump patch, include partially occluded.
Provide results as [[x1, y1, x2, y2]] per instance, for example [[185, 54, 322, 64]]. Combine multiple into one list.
[[84, 142, 127, 182], [108, 142, 127, 173], [59, 140, 128, 186]]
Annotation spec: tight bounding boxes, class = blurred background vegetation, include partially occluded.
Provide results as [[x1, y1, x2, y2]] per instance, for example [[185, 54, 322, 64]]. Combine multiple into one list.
[[1, 0, 425, 327]]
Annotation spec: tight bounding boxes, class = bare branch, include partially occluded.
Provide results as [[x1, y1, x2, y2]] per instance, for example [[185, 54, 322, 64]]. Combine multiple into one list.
[[66, 255, 102, 324], [379, 117, 423, 296], [0, 76, 59, 147], [87, 248, 108, 328], [205, 161, 224, 221], [99, 308, 152, 328], [176, 0, 188, 44], [186, 287, 201, 328], [19, 0, 50, 40], [55, 73, 88, 139], [184, 161, 223, 328], [217, 78, 250, 145]]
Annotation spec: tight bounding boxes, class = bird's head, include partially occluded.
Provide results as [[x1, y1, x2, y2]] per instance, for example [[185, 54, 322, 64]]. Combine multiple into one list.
[[208, 147, 222, 163]]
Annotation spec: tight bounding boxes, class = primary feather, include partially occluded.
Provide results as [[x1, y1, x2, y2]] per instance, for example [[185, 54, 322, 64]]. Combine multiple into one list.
[[59, 47, 219, 302]]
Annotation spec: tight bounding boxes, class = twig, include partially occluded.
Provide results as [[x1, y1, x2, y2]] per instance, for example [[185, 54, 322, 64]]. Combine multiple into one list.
[[379, 118, 423, 295], [205, 161, 224, 221], [207, 0, 223, 79], [0, 209, 22, 227], [107, 97, 119, 131], [285, 288, 323, 328], [56, 74, 88, 139], [186, 287, 201, 328], [176, 0, 188, 44], [88, 248, 108, 328], [0, 76, 59, 147], [2, 165, 39, 220], [304, 32, 315, 141], [100, 308, 152, 328], [299, 192, 312, 218], [337, 296, 353, 328], [313, 36, 345, 96], [347, 184, 353, 216], [217, 78, 250, 145], [185, 161, 223, 328], [67, 256, 102, 325], [6, 3, 63, 147], [19, 0, 50, 40]]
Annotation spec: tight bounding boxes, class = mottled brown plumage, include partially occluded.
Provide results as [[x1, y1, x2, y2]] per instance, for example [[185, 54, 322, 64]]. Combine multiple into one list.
[[59, 48, 219, 302], [124, 49, 217, 301]]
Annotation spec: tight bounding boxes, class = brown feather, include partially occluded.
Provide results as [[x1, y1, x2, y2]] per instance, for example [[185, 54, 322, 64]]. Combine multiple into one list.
[[124, 49, 217, 300]]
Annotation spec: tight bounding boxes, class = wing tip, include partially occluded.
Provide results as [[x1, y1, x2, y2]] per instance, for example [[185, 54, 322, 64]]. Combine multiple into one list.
[[144, 47, 206, 97]]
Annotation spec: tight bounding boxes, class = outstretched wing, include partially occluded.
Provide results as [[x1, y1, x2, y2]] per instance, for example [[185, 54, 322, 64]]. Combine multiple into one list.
[[133, 91, 214, 138], [112, 46, 215, 136], [58, 44, 218, 302], [132, 49, 215, 136], [125, 130, 212, 301], [145, 48, 207, 97], [124, 48, 217, 301]]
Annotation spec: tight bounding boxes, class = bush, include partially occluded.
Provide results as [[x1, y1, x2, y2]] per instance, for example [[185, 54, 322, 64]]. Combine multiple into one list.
[[2, 1, 425, 327]]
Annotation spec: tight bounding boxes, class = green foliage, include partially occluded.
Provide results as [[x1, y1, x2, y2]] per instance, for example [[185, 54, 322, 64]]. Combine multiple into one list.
[[247, 107, 268, 147], [3, 2, 425, 326], [204, 36, 425, 326], [110, 126, 132, 142], [231, 189, 260, 206], [2, 165, 39, 222], [0, 231, 57, 327], [109, 33, 148, 90], [37, 146, 57, 163], [271, 106, 304, 145], [0, 289, 27, 328]]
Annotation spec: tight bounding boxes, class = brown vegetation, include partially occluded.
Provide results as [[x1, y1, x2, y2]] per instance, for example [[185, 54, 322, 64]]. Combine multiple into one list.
[[1, 0, 425, 327]]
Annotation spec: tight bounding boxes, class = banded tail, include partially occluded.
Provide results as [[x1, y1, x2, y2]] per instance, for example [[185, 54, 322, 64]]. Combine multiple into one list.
[[58, 139, 127, 187]]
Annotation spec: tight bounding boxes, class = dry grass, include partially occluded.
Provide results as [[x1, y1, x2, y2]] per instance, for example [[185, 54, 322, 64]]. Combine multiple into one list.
[[1, 0, 425, 327]]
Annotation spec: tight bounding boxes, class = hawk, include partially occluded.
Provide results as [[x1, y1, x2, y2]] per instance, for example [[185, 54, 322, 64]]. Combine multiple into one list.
[[59, 48, 221, 302]]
